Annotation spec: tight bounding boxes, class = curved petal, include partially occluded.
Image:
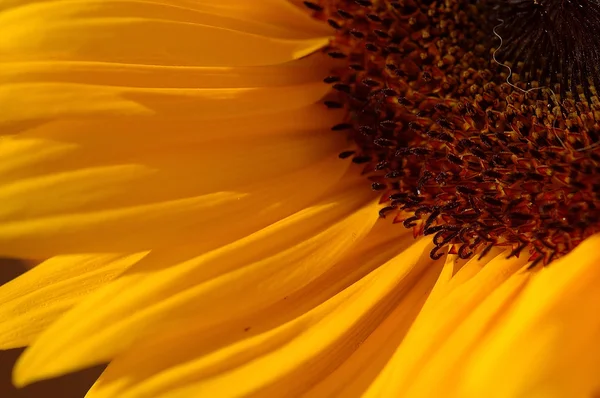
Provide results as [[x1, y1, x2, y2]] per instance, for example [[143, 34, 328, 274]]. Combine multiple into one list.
[[0, 0, 330, 39], [0, 129, 343, 218], [363, 250, 530, 397], [85, 239, 438, 398], [0, 253, 146, 348], [0, 154, 349, 257], [1, 81, 330, 127], [13, 178, 379, 384], [0, 1, 328, 66], [1, 104, 343, 182], [461, 235, 600, 398], [1, 53, 336, 88], [369, 237, 600, 397], [0, 0, 342, 258]]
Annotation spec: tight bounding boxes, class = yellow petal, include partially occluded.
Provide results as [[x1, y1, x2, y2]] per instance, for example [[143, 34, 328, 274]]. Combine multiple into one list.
[[1, 82, 330, 128], [364, 250, 529, 397], [13, 179, 378, 385], [462, 235, 600, 398], [1, 53, 335, 88], [86, 239, 438, 398], [0, 1, 328, 66], [389, 263, 532, 397], [2, 104, 343, 185], [184, 0, 332, 38], [1, 1, 332, 133], [0, 152, 349, 257], [20, 102, 340, 148], [0, 0, 330, 40], [0, 164, 155, 220], [0, 253, 146, 348], [0, 126, 343, 216], [0, 136, 78, 180], [101, 212, 417, 397], [303, 250, 440, 397], [0, 1, 342, 258]]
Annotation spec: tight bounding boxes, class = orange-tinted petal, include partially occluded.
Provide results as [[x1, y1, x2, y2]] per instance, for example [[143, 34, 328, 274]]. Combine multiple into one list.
[[86, 239, 437, 398], [0, 253, 145, 348]]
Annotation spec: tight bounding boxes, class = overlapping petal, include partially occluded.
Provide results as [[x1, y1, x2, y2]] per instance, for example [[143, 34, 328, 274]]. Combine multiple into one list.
[[461, 236, 600, 398], [0, 253, 146, 348], [0, 0, 342, 257], [3, 1, 598, 398], [13, 176, 379, 384], [0, 0, 328, 66], [84, 239, 438, 398], [351, 237, 600, 398], [0, 0, 362, 385]]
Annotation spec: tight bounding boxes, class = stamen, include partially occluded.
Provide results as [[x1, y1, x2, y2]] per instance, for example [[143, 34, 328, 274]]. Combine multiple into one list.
[[306, 0, 600, 265]]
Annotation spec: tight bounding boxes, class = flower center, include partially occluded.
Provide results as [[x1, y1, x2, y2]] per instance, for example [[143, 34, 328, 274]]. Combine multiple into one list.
[[305, 0, 600, 266]]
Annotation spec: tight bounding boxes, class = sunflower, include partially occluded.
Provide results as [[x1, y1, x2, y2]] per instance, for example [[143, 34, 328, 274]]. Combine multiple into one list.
[[1, 0, 600, 397]]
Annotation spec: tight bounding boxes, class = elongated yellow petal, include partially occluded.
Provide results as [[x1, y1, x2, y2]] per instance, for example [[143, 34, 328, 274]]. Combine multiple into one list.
[[0, 253, 146, 348], [363, 251, 529, 397], [461, 235, 600, 398], [2, 104, 343, 181], [352, 235, 600, 398], [388, 266, 532, 397], [86, 239, 438, 398], [0, 153, 349, 257], [0, 164, 155, 220], [93, 213, 418, 397], [0, 1, 328, 66], [1, 54, 335, 88], [27, 106, 340, 148], [0, 0, 344, 259], [1, 82, 330, 127], [13, 178, 379, 385], [302, 248, 441, 397], [0, 128, 343, 217], [0, 0, 330, 39], [0, 137, 78, 180], [181, 0, 331, 38], [0, 1, 332, 133]]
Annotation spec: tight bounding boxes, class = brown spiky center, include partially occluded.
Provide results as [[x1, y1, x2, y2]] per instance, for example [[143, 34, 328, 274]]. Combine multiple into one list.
[[305, 0, 600, 266]]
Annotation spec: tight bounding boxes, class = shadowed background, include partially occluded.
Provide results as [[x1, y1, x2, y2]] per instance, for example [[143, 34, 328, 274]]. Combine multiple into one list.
[[0, 258, 105, 398]]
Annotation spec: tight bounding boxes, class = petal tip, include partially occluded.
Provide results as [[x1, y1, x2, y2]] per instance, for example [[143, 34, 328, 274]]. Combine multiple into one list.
[[12, 344, 82, 387]]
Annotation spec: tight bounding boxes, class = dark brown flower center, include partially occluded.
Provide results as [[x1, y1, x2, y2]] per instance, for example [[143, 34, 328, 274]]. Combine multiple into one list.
[[305, 0, 600, 266]]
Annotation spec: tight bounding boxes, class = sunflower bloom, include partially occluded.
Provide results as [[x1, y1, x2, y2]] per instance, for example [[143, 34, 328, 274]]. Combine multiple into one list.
[[1, 0, 600, 397]]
